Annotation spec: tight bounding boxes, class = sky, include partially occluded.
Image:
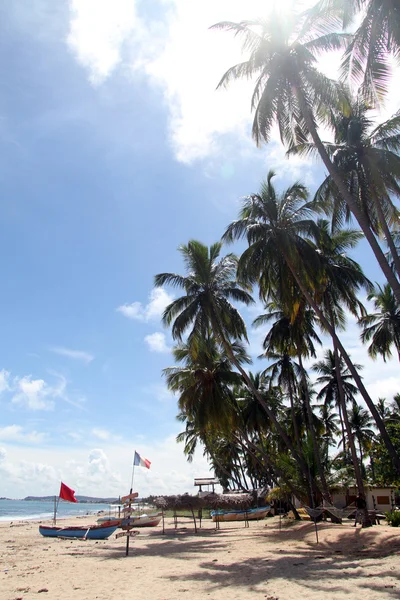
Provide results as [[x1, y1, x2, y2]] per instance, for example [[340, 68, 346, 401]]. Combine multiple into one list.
[[0, 0, 399, 499]]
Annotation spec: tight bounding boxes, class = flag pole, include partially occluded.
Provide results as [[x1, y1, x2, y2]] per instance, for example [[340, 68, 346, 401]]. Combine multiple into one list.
[[126, 453, 136, 557], [130, 451, 136, 491], [53, 495, 57, 525]]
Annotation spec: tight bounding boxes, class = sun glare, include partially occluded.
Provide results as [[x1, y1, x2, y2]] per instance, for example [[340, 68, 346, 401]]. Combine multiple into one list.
[[244, 0, 312, 18]]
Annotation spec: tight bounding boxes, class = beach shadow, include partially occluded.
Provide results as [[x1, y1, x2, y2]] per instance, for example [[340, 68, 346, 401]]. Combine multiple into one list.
[[157, 525, 400, 597], [62, 531, 231, 562]]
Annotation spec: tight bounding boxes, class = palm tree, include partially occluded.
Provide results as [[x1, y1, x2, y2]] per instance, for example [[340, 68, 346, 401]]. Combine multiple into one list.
[[164, 335, 244, 432], [223, 172, 400, 475], [155, 240, 308, 474], [319, 403, 340, 446], [263, 351, 303, 449], [360, 283, 400, 361], [305, 1, 400, 102], [313, 349, 360, 454], [347, 402, 376, 476], [213, 13, 400, 302], [254, 302, 332, 500], [291, 94, 400, 277]]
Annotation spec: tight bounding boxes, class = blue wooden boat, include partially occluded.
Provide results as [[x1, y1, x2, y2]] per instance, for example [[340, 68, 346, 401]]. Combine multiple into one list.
[[39, 523, 118, 539], [210, 505, 270, 522]]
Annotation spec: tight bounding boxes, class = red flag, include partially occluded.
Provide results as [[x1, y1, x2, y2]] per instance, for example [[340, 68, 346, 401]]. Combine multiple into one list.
[[59, 482, 77, 503]]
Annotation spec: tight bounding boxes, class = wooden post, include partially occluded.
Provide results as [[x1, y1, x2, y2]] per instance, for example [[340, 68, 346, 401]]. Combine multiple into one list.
[[120, 490, 139, 556]]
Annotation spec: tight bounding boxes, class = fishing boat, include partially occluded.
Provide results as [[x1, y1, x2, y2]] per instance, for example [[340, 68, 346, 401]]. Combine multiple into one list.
[[210, 506, 270, 523], [39, 523, 118, 540], [98, 512, 162, 528]]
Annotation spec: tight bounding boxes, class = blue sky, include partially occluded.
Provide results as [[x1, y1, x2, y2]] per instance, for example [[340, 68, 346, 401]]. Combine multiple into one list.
[[0, 0, 399, 499]]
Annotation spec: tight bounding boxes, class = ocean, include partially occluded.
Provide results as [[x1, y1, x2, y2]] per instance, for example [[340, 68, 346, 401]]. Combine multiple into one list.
[[0, 499, 112, 522]]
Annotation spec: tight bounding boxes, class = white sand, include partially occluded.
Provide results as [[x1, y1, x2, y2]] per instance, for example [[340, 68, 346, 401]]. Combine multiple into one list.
[[1, 516, 399, 599]]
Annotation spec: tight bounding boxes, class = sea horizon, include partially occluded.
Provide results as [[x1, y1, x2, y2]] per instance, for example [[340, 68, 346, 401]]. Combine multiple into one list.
[[0, 499, 113, 522]]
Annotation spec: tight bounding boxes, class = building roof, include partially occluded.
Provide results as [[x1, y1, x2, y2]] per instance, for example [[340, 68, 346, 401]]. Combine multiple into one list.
[[194, 478, 219, 486]]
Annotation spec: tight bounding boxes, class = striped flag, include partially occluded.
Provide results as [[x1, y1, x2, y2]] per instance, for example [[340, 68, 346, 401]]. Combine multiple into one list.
[[133, 451, 151, 469]]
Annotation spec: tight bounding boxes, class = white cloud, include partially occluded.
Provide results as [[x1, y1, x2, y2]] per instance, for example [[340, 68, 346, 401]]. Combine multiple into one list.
[[0, 431, 218, 499], [66, 0, 314, 163], [92, 428, 111, 440], [50, 346, 94, 363], [11, 376, 55, 411], [66, 0, 400, 167], [67, 0, 140, 84], [4, 371, 86, 412], [144, 332, 170, 353], [0, 425, 46, 444], [117, 287, 173, 322], [0, 369, 10, 394], [0, 447, 6, 462]]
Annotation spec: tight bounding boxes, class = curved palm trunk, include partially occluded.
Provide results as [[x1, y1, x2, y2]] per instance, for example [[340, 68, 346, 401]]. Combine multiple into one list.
[[332, 336, 372, 527], [358, 438, 364, 478], [213, 455, 247, 492], [282, 252, 400, 475], [294, 87, 400, 305], [288, 376, 303, 454], [209, 304, 313, 484], [372, 191, 400, 278], [297, 352, 332, 503], [235, 430, 313, 506], [337, 402, 346, 457]]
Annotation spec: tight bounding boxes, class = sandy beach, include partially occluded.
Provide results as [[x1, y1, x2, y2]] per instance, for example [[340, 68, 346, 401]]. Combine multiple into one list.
[[1, 516, 399, 600]]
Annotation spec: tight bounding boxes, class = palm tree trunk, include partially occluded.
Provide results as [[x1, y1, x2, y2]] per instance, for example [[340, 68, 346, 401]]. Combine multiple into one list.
[[337, 401, 346, 457], [288, 376, 303, 454], [212, 454, 247, 492], [298, 352, 332, 502], [210, 304, 313, 484], [372, 191, 400, 278], [359, 439, 364, 478], [282, 251, 400, 475], [331, 334, 372, 526], [294, 86, 400, 304], [234, 430, 312, 506]]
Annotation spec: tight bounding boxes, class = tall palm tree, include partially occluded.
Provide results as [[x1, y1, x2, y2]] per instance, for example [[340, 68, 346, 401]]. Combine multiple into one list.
[[254, 302, 332, 500], [155, 240, 308, 475], [360, 283, 400, 361], [305, 0, 400, 103], [319, 402, 340, 446], [347, 402, 376, 476], [164, 335, 244, 432], [223, 172, 400, 475], [263, 351, 303, 450], [213, 13, 400, 302], [290, 94, 400, 277], [313, 348, 360, 455]]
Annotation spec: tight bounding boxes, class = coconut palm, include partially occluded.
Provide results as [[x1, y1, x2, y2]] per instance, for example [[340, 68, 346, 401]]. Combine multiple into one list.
[[213, 12, 400, 302], [164, 335, 245, 432], [360, 283, 400, 361], [304, 1, 400, 104], [223, 172, 400, 475], [313, 349, 360, 451], [347, 402, 376, 476], [155, 240, 308, 473], [290, 95, 400, 277], [319, 403, 340, 446], [254, 302, 332, 500]]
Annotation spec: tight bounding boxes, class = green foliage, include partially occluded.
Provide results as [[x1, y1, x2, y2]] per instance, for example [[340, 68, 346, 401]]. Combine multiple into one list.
[[369, 423, 400, 486], [385, 510, 400, 527]]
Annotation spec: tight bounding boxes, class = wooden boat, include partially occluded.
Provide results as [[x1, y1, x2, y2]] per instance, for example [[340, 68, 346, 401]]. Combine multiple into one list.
[[39, 523, 118, 539], [98, 512, 162, 528], [210, 506, 270, 523]]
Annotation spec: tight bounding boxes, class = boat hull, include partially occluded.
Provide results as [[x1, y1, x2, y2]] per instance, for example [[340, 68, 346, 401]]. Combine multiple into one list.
[[211, 506, 270, 523], [39, 524, 118, 539], [98, 512, 162, 528]]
